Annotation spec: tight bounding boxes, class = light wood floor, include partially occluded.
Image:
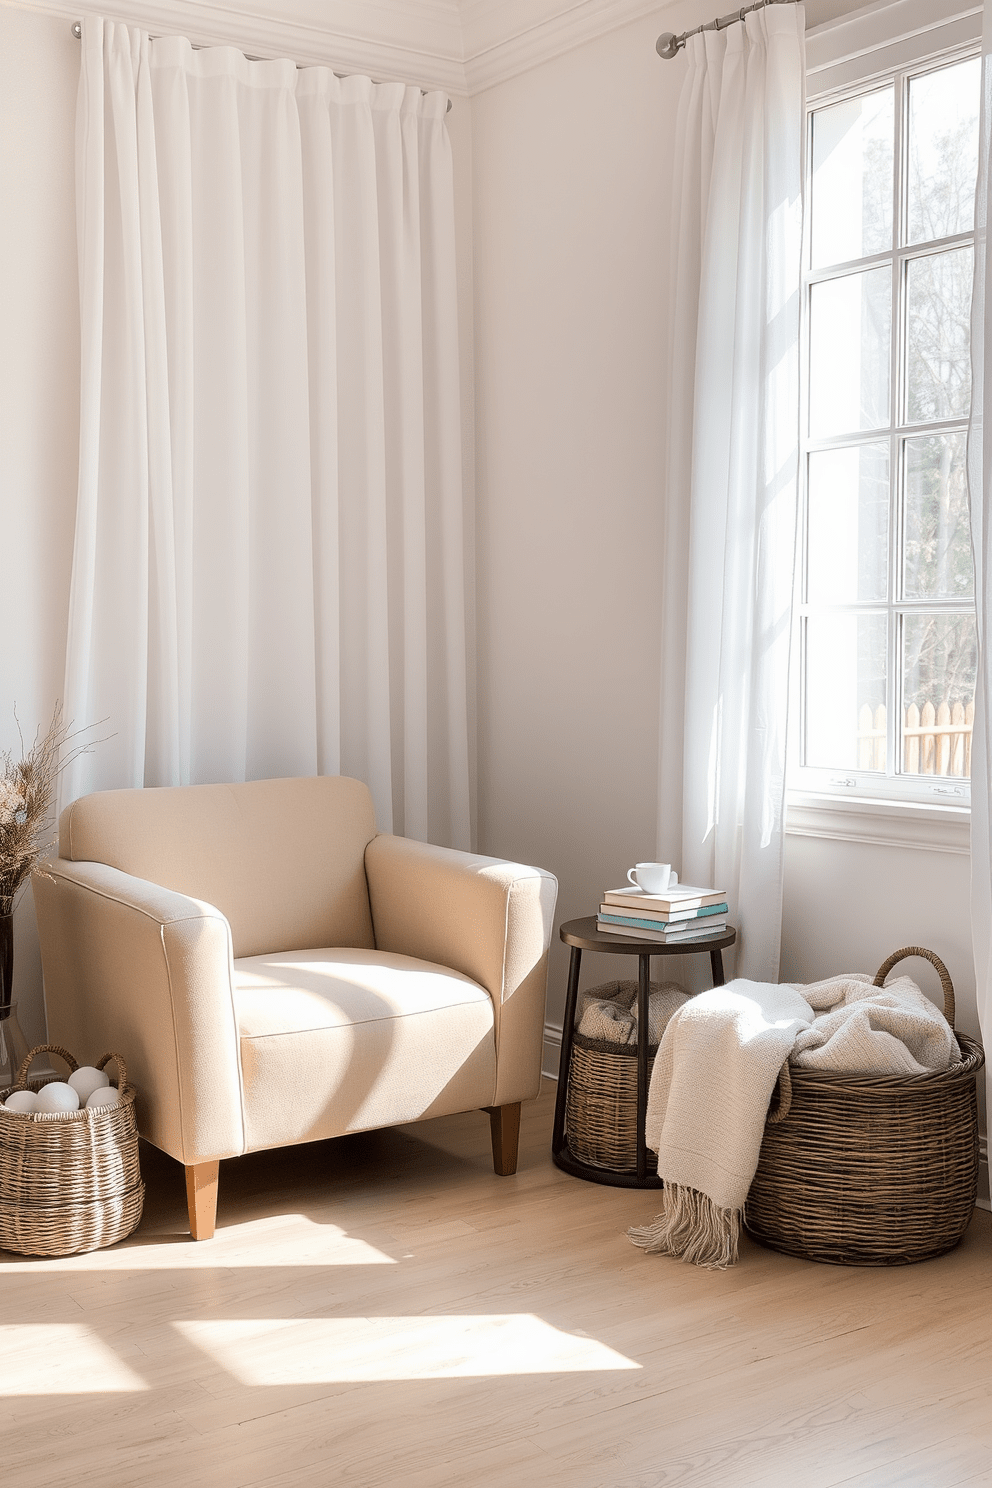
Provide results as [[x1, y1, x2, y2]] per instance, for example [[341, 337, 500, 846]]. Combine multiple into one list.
[[2, 1079, 989, 1488]]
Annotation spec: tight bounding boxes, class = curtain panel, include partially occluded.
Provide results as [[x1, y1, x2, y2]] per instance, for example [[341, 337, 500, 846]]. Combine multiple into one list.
[[63, 17, 471, 848], [657, 5, 805, 982], [968, 5, 992, 1116]]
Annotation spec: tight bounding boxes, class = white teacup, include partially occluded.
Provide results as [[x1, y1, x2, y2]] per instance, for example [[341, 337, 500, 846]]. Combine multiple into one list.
[[627, 862, 678, 894]]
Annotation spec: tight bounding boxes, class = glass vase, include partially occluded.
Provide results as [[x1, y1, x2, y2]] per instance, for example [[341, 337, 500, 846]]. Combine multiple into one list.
[[0, 1001, 30, 1092]]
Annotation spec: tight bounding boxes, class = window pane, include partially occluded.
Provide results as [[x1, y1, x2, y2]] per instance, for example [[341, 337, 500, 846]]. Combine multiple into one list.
[[902, 613, 977, 777], [907, 58, 981, 246], [808, 444, 888, 603], [811, 89, 894, 269], [805, 613, 887, 770], [903, 432, 974, 600], [809, 268, 891, 438], [906, 247, 973, 423]]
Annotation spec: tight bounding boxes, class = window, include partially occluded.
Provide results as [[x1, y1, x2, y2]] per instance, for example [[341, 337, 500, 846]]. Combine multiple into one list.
[[793, 46, 980, 806]]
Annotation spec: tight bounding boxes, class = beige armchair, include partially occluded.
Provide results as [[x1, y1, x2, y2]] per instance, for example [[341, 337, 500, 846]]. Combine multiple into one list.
[[32, 776, 557, 1239]]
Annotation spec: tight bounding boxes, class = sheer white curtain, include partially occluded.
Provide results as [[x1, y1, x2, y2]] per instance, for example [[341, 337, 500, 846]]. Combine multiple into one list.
[[63, 17, 471, 848], [968, 6, 992, 1111], [657, 4, 805, 982]]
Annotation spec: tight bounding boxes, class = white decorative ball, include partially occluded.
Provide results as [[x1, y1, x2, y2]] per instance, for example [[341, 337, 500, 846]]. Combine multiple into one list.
[[4, 1089, 39, 1113], [35, 1082, 81, 1114], [68, 1066, 111, 1104], [85, 1086, 120, 1110]]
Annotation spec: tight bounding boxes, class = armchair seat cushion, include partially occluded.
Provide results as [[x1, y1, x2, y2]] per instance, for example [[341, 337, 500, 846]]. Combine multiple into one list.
[[234, 948, 496, 1152]]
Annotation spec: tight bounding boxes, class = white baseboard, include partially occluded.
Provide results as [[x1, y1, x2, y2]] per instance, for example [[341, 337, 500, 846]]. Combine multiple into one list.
[[542, 1019, 991, 1211], [542, 1020, 563, 1082], [978, 1137, 990, 1212]]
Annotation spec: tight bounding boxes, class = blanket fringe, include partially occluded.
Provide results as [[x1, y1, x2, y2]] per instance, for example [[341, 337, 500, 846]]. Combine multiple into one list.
[[628, 1183, 741, 1269]]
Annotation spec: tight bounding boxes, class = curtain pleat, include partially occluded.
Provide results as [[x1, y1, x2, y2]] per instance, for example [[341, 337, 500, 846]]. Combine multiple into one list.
[[967, 9, 992, 1119], [63, 18, 471, 849], [658, 6, 804, 982]]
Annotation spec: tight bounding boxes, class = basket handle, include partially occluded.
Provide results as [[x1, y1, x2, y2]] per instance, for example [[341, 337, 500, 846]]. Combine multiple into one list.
[[96, 1051, 128, 1090], [14, 1043, 79, 1087], [766, 1060, 792, 1125], [873, 946, 955, 1027]]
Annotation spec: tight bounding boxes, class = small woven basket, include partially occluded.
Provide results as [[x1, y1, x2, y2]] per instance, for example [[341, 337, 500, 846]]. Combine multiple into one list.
[[744, 949, 985, 1267], [0, 1044, 144, 1257], [564, 981, 668, 1174], [565, 1034, 660, 1174]]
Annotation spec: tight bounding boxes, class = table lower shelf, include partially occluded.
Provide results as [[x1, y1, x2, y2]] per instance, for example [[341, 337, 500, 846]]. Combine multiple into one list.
[[552, 1141, 664, 1189]]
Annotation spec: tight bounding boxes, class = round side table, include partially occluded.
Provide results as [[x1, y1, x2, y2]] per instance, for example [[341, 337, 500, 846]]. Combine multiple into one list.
[[551, 916, 737, 1188]]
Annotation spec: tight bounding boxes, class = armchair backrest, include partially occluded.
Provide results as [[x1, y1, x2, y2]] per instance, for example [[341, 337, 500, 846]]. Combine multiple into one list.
[[58, 776, 378, 958]]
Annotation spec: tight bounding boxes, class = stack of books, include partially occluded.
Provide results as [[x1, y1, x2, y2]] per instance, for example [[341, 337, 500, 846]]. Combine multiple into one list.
[[597, 884, 728, 942]]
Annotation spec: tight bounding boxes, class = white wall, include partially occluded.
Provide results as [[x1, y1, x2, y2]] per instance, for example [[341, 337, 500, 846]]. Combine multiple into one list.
[[472, 4, 692, 1026], [0, 4, 80, 1051]]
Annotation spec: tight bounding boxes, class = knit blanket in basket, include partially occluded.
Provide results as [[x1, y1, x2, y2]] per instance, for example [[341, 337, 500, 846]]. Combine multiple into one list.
[[577, 980, 688, 1046], [792, 972, 960, 1073], [628, 973, 960, 1269]]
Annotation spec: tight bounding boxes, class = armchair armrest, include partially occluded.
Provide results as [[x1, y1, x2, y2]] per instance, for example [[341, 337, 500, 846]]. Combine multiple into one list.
[[32, 860, 246, 1166], [364, 836, 558, 1106]]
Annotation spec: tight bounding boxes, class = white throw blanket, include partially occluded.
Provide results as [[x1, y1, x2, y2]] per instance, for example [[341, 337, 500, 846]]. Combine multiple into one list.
[[629, 973, 959, 1269]]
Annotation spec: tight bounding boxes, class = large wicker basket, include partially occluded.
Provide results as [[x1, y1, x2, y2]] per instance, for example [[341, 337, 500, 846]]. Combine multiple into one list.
[[0, 1044, 144, 1257], [744, 949, 985, 1267]]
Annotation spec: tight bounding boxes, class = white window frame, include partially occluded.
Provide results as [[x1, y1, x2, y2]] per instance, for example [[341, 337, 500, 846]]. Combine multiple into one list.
[[788, 0, 981, 837]]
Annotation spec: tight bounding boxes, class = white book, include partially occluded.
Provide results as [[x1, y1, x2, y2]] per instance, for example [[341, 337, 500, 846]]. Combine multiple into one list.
[[602, 884, 727, 913]]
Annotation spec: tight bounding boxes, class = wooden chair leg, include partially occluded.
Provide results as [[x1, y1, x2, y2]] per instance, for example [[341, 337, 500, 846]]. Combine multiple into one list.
[[185, 1160, 219, 1240], [485, 1103, 521, 1177]]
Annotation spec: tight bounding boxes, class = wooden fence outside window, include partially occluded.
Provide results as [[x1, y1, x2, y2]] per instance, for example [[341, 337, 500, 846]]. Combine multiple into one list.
[[857, 700, 974, 777]]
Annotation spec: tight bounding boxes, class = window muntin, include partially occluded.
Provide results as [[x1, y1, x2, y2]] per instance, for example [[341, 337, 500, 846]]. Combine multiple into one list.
[[795, 50, 980, 804]]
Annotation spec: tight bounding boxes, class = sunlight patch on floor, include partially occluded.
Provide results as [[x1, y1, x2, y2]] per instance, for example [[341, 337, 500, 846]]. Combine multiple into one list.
[[0, 1325, 149, 1393], [174, 1314, 641, 1382], [0, 1217, 397, 1271]]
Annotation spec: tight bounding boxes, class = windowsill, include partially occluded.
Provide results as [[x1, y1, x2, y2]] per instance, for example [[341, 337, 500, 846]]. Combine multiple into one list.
[[785, 790, 971, 853]]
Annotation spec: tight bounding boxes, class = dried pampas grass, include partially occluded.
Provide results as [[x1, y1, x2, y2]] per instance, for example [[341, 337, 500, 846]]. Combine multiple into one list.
[[0, 705, 95, 916]]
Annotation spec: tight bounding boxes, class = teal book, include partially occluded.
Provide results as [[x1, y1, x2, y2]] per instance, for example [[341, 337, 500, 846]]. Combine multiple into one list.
[[597, 903, 729, 929]]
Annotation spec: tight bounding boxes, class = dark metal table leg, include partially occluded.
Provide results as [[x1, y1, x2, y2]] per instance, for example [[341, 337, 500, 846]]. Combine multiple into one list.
[[551, 945, 583, 1160], [710, 946, 726, 986], [635, 951, 651, 1181]]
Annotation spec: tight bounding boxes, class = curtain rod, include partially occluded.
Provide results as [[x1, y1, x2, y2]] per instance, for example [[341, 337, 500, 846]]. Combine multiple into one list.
[[656, 0, 796, 59], [70, 21, 452, 110]]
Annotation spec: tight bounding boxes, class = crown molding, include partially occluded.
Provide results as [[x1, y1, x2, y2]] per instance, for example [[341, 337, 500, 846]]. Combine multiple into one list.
[[460, 0, 678, 95], [13, 0, 470, 93]]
